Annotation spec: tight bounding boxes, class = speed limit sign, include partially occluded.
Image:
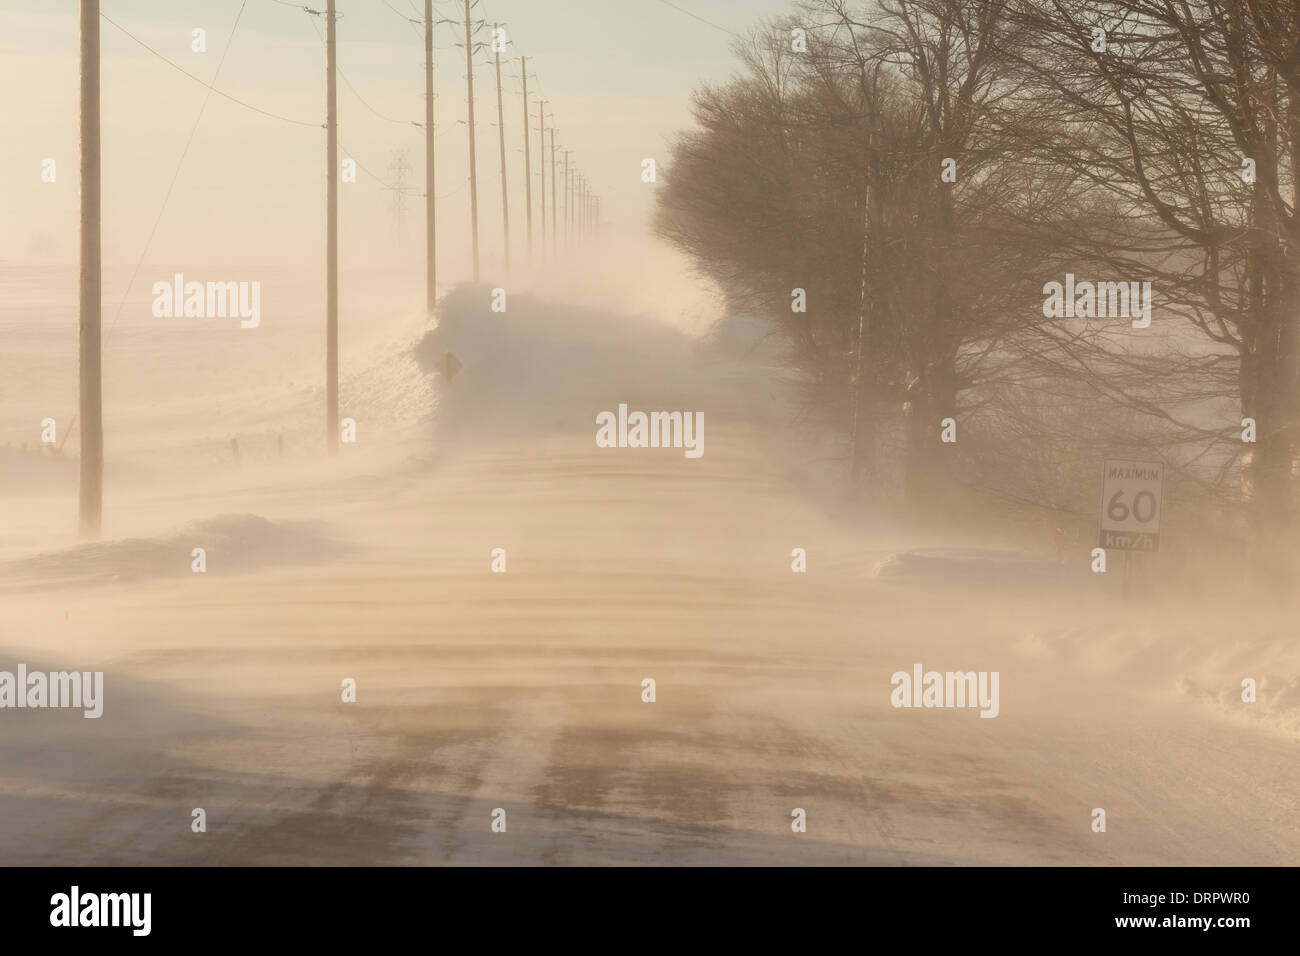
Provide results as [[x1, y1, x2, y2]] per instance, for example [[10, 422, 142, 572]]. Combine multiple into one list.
[[1099, 459, 1163, 552]]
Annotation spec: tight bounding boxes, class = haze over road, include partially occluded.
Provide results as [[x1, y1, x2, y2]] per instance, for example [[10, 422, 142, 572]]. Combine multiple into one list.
[[2, 277, 1296, 865]]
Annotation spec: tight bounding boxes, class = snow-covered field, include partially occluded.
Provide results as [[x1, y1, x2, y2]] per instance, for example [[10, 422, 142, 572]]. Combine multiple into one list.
[[1, 248, 1297, 864]]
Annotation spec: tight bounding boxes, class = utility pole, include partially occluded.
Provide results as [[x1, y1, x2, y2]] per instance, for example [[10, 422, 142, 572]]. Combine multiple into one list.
[[492, 23, 509, 272], [549, 128, 557, 248], [326, 0, 339, 454], [851, 90, 879, 484], [463, 0, 480, 282], [563, 149, 570, 247], [537, 99, 547, 248], [424, 0, 436, 314], [518, 56, 532, 258], [79, 0, 102, 537]]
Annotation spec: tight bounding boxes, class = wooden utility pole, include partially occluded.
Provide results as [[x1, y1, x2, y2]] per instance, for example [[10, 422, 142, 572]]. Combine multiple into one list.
[[425, 0, 436, 313], [549, 128, 557, 247], [519, 56, 532, 258], [563, 149, 570, 247], [850, 102, 878, 483], [463, 0, 480, 282], [326, 0, 339, 453], [537, 99, 547, 248], [79, 0, 102, 536], [492, 23, 509, 273]]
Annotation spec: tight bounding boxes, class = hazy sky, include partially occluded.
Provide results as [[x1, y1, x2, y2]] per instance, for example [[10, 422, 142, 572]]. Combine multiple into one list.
[[0, 0, 793, 275]]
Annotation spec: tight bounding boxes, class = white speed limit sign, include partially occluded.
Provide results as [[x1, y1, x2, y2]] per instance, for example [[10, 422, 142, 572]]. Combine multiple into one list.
[[1099, 459, 1163, 552]]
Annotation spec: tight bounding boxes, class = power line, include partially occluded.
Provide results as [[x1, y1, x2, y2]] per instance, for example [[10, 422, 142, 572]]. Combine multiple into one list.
[[305, 14, 424, 129], [342, 70, 424, 127], [100, 11, 322, 128], [339, 140, 411, 191], [650, 0, 739, 38], [105, 0, 253, 342], [381, 0, 425, 42]]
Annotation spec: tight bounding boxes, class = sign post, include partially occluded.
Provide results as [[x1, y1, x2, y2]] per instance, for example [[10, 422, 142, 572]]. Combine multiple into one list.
[[1099, 459, 1164, 560]]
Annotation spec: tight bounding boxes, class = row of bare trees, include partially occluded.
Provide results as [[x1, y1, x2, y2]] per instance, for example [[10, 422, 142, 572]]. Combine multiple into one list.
[[657, 0, 1300, 547]]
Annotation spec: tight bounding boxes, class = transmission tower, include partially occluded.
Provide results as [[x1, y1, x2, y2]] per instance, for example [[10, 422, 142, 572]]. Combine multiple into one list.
[[384, 149, 412, 241]]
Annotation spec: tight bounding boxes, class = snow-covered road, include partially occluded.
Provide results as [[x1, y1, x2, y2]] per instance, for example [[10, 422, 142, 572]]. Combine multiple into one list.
[[2, 411, 1297, 864], [1, 269, 1297, 865]]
